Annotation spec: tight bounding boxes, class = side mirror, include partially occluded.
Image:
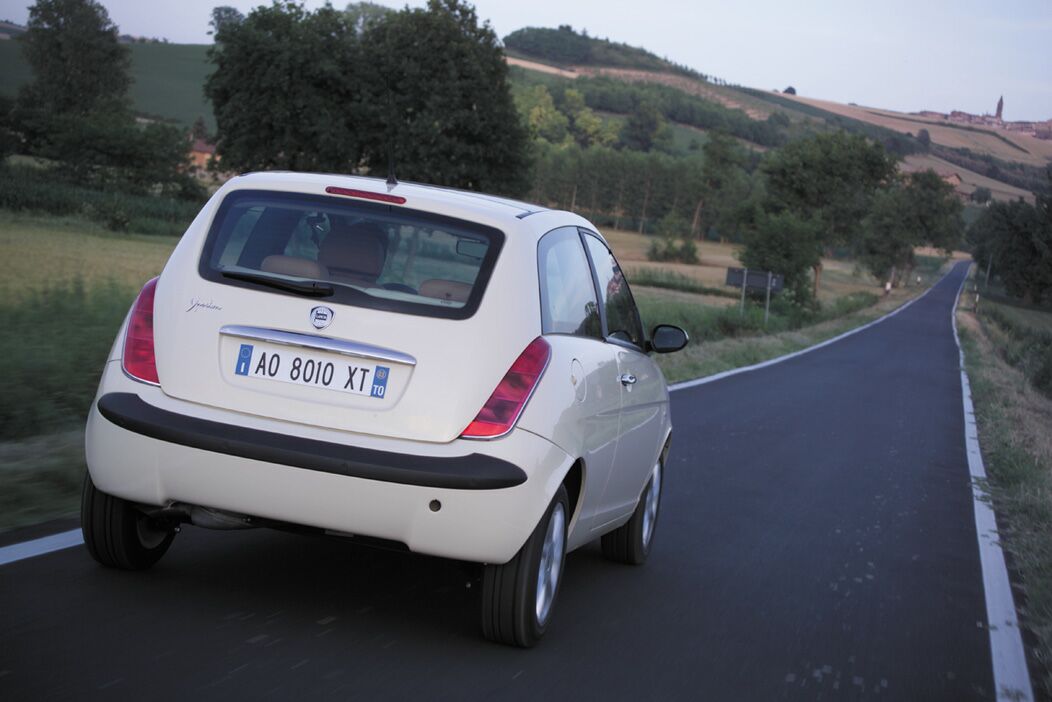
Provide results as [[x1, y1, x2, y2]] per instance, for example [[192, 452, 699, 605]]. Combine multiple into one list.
[[649, 324, 689, 353]]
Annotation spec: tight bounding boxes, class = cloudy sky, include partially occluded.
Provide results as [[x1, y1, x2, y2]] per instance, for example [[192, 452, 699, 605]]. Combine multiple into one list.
[[2, 0, 1049, 121]]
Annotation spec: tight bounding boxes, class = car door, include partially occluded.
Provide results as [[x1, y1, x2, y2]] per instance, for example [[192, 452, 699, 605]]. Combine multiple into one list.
[[532, 227, 623, 544], [581, 231, 668, 529]]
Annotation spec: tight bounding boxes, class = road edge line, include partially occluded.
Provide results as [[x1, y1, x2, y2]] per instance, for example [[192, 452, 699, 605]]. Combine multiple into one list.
[[669, 264, 954, 393], [0, 528, 84, 567], [952, 267, 1034, 702]]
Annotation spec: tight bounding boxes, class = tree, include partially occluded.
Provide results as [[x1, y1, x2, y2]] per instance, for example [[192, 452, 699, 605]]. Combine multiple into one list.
[[620, 103, 663, 152], [970, 186, 992, 204], [761, 131, 898, 297], [969, 197, 1052, 303], [561, 88, 615, 147], [191, 116, 209, 142], [208, 6, 244, 35], [0, 95, 17, 160], [916, 128, 931, 150], [344, 2, 390, 34], [857, 187, 918, 283], [358, 0, 530, 193], [16, 0, 130, 118], [206, 3, 364, 173], [897, 169, 963, 253], [859, 169, 963, 283], [647, 211, 698, 263], [740, 211, 821, 303], [518, 85, 569, 145], [783, 86, 797, 95], [13, 0, 195, 195], [696, 132, 751, 241]]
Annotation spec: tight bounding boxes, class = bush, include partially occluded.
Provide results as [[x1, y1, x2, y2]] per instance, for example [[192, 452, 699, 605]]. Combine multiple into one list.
[[636, 289, 880, 348], [982, 301, 1052, 398], [627, 268, 737, 298], [0, 163, 201, 235], [647, 235, 698, 263], [647, 215, 698, 263]]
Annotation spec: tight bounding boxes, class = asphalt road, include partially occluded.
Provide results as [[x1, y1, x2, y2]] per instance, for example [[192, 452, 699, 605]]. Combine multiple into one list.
[[0, 262, 993, 700]]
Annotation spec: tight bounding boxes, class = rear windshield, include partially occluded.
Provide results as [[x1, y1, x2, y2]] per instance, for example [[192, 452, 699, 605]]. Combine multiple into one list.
[[198, 189, 504, 320]]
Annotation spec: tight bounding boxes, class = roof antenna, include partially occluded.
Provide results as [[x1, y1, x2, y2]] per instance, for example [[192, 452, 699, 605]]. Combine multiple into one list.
[[386, 144, 397, 189], [385, 66, 398, 190]]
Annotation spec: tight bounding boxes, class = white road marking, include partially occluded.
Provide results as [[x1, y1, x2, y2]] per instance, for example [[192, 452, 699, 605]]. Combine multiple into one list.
[[0, 529, 83, 567], [951, 269, 1033, 702], [671, 262, 1033, 698]]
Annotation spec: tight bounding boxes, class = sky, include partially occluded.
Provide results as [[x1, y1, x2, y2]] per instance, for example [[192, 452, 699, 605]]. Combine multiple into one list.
[[2, 0, 1050, 121]]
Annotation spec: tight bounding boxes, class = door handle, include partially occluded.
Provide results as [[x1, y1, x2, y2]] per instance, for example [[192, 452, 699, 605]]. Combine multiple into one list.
[[619, 373, 637, 386]]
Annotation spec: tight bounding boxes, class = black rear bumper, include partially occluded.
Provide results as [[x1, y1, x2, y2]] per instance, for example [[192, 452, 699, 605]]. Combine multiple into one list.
[[96, 393, 526, 490]]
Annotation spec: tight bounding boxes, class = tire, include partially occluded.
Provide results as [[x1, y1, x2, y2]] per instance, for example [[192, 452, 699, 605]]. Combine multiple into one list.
[[81, 473, 175, 570], [601, 457, 663, 566], [481, 485, 569, 648]]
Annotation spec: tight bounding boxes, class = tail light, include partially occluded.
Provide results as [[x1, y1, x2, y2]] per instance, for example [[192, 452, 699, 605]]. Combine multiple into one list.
[[461, 337, 551, 439], [122, 277, 160, 384]]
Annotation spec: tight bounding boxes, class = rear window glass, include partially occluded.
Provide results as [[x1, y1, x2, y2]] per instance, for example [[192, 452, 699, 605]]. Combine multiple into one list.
[[198, 189, 504, 320]]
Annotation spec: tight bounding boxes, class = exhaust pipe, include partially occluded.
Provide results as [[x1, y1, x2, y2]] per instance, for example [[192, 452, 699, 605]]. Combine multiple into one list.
[[145, 504, 254, 530], [188, 505, 254, 530]]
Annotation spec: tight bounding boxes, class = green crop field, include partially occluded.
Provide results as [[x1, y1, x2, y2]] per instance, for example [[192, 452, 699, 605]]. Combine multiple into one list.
[[126, 43, 214, 129], [0, 40, 214, 130]]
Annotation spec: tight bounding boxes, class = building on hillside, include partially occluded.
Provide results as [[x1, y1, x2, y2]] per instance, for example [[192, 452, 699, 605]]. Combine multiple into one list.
[[0, 20, 27, 39], [190, 139, 216, 172], [941, 172, 963, 189]]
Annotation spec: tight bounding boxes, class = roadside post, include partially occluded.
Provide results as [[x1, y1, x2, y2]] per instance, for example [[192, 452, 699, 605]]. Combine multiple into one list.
[[739, 267, 748, 316], [726, 268, 784, 326], [764, 271, 773, 327]]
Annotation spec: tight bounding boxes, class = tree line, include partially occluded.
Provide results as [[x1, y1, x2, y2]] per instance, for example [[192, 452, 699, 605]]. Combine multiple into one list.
[[1, 0, 975, 306], [969, 180, 1052, 304], [529, 129, 964, 303], [504, 25, 708, 82]]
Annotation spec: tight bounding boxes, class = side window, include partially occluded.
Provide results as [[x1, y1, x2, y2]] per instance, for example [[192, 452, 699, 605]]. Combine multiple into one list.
[[537, 227, 602, 339], [582, 233, 645, 348]]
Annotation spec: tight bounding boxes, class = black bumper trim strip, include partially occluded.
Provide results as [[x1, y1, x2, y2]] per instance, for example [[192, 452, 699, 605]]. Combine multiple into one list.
[[96, 393, 526, 490]]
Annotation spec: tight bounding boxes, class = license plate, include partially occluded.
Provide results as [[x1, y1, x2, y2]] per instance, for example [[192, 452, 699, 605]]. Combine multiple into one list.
[[232, 342, 390, 398]]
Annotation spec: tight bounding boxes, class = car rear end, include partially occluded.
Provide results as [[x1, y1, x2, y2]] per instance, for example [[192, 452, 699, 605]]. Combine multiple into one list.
[[85, 173, 574, 564]]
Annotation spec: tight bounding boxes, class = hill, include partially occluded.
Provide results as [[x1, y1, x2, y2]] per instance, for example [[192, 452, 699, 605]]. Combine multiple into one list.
[[504, 26, 1050, 200], [0, 39, 214, 130], [504, 25, 701, 79], [1, 24, 1047, 200]]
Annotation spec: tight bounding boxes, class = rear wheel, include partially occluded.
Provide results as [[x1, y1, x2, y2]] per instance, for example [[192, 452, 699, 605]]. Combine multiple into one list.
[[481, 485, 569, 647], [601, 457, 662, 565], [81, 473, 175, 570]]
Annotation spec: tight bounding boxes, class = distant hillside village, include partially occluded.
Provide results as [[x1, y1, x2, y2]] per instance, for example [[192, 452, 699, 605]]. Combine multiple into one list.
[[917, 96, 1052, 141]]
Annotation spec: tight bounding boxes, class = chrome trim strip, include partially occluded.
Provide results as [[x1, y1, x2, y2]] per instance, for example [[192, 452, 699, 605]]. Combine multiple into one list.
[[219, 325, 417, 366]]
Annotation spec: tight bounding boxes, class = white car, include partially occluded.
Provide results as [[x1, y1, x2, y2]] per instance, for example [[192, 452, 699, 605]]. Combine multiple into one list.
[[83, 172, 687, 647]]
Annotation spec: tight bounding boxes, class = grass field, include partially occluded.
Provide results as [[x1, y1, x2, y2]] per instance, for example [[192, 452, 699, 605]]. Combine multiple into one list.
[[603, 226, 948, 303], [902, 154, 1036, 203], [0, 40, 214, 130], [127, 43, 215, 129], [958, 282, 1052, 696], [0, 212, 176, 299]]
